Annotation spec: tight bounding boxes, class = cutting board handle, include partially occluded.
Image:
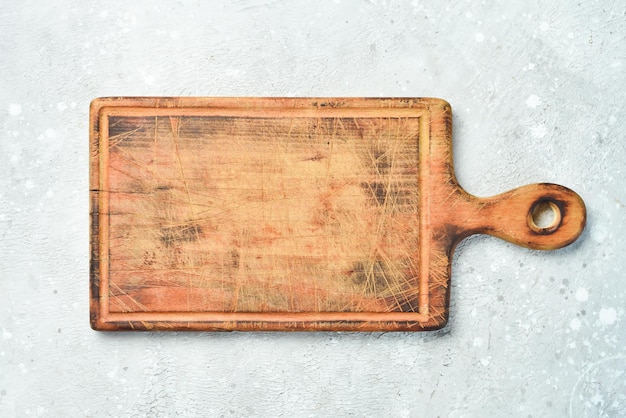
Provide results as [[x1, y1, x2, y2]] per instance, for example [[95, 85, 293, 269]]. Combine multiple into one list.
[[456, 183, 586, 250]]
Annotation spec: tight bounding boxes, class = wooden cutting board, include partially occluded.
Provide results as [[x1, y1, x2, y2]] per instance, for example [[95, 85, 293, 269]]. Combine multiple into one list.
[[90, 97, 586, 331]]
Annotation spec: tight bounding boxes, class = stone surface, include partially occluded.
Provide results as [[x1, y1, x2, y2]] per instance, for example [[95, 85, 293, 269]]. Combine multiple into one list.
[[1, 1, 624, 416]]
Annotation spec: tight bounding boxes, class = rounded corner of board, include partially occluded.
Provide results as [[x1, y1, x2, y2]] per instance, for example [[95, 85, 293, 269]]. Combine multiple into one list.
[[427, 98, 452, 110], [90, 315, 111, 331]]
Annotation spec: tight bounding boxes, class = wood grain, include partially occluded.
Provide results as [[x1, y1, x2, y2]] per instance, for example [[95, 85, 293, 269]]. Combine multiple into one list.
[[90, 97, 586, 331]]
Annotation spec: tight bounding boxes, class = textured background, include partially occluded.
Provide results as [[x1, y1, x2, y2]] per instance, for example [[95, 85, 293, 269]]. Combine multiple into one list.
[[1, 1, 625, 416]]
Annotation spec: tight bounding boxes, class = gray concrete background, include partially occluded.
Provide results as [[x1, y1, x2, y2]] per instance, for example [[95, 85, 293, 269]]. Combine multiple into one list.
[[1, 1, 625, 416]]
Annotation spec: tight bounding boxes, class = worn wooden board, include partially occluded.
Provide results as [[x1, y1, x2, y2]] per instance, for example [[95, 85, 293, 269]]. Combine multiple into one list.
[[90, 97, 586, 331]]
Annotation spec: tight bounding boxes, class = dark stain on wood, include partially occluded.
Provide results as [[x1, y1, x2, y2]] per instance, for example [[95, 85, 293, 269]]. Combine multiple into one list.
[[160, 224, 202, 247], [229, 249, 240, 269], [373, 147, 391, 172], [362, 181, 387, 206], [384, 294, 419, 313]]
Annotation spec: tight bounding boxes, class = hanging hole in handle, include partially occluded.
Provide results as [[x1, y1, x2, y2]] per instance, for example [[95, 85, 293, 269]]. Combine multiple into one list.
[[528, 199, 562, 234]]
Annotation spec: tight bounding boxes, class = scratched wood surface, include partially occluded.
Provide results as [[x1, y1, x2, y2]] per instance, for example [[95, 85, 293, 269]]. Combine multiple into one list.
[[90, 98, 586, 331], [108, 115, 420, 314]]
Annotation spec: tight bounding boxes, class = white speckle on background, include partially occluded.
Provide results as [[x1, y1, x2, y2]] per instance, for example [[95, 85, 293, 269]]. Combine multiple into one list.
[[570, 318, 581, 331], [531, 124, 546, 138], [45, 128, 56, 139], [57, 102, 67, 112], [473, 337, 483, 347], [2, 329, 12, 340], [475, 32, 485, 43], [480, 357, 490, 367], [9, 103, 22, 116], [599, 308, 617, 325], [592, 226, 608, 243], [576, 288, 589, 302], [590, 393, 603, 405], [540, 22, 550, 31], [526, 94, 541, 108], [169, 31, 180, 39]]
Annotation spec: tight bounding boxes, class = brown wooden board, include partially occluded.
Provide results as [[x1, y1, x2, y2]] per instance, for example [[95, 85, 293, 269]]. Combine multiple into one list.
[[90, 97, 586, 331]]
